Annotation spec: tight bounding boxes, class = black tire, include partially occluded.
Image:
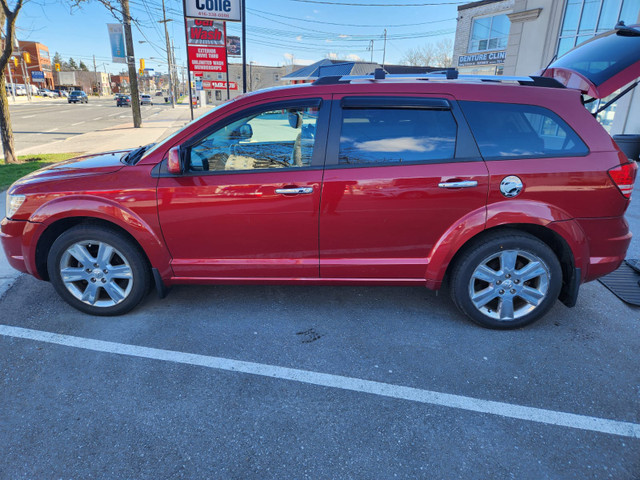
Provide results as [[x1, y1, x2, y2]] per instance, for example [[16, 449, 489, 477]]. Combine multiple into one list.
[[47, 225, 150, 316], [449, 230, 562, 329]]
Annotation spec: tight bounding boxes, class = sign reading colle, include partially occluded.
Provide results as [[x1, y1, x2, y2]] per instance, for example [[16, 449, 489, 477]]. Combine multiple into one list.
[[458, 51, 506, 67], [185, 0, 241, 22]]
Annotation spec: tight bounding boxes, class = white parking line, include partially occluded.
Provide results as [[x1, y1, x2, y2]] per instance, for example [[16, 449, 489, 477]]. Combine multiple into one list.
[[45, 128, 58, 132], [94, 117, 103, 121], [20, 115, 35, 119], [1, 324, 638, 439], [71, 121, 85, 126]]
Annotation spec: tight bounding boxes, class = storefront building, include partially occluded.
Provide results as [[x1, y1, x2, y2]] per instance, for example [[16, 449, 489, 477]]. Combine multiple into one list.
[[453, 0, 640, 134]]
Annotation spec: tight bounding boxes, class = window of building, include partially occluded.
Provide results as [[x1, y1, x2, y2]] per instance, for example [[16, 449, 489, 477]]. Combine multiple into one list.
[[557, 0, 640, 57], [460, 102, 589, 159], [39, 49, 49, 59], [274, 73, 280, 81], [338, 108, 457, 165], [468, 14, 511, 53]]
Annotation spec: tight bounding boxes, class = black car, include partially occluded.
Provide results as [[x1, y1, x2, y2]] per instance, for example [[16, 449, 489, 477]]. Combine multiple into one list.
[[116, 95, 131, 107], [68, 91, 88, 104]]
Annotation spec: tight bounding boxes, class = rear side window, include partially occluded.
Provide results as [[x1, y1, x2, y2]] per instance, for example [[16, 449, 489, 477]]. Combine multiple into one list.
[[339, 108, 457, 165], [460, 101, 588, 159]]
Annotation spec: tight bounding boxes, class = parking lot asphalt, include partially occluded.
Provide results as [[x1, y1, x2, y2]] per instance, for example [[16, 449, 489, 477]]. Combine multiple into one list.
[[1, 179, 639, 479]]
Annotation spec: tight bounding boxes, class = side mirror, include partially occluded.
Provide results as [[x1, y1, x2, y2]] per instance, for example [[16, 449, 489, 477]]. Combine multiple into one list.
[[230, 123, 253, 141], [167, 146, 182, 175], [288, 111, 303, 129]]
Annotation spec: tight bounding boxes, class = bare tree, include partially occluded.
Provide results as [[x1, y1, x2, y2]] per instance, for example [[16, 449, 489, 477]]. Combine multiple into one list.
[[401, 38, 453, 68], [0, 0, 24, 164]]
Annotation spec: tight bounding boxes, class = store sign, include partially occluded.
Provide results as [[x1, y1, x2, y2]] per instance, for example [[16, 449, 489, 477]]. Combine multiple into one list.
[[187, 19, 227, 73], [203, 80, 238, 90], [31, 71, 45, 83], [185, 0, 241, 22], [188, 45, 227, 73], [458, 51, 506, 67]]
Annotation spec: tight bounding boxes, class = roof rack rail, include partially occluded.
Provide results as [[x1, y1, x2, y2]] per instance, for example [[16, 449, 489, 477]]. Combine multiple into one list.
[[312, 70, 566, 89]]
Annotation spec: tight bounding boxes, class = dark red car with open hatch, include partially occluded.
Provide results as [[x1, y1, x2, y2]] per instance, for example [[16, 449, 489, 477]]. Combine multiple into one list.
[[2, 26, 639, 328]]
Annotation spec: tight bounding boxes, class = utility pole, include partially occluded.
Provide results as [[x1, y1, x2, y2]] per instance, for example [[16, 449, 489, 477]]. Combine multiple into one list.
[[382, 29, 387, 68], [92, 54, 101, 96], [122, 0, 142, 127], [367, 40, 374, 63], [171, 39, 179, 103], [159, 0, 175, 108], [6, 60, 16, 102], [241, 0, 247, 93]]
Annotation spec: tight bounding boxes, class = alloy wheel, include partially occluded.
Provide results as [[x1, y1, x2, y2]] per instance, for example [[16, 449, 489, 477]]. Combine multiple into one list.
[[59, 240, 134, 307], [468, 249, 550, 322]]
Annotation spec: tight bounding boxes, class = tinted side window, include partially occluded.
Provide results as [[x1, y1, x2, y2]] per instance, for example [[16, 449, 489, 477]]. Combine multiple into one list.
[[187, 105, 319, 172], [339, 108, 457, 165], [460, 101, 588, 159]]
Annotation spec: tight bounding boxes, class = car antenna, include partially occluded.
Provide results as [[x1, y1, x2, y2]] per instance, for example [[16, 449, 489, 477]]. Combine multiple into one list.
[[540, 53, 557, 78]]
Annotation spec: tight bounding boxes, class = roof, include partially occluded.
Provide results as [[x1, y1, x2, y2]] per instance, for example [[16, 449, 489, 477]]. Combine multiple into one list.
[[283, 60, 442, 81], [458, 0, 509, 12]]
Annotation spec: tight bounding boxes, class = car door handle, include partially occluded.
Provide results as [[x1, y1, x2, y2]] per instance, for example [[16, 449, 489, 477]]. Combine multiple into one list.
[[438, 180, 478, 189], [275, 187, 314, 195]]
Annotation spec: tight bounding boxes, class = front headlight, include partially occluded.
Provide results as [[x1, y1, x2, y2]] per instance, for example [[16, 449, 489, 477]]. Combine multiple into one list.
[[6, 193, 25, 219]]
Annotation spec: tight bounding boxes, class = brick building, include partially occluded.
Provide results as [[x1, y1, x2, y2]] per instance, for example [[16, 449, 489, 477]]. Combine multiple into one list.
[[2, 40, 54, 90]]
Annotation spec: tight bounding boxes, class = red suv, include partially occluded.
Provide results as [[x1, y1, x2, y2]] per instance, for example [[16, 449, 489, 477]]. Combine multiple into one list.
[[2, 27, 639, 328]]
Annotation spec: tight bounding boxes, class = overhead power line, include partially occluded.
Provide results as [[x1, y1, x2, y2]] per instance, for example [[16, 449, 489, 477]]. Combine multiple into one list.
[[288, 0, 464, 6], [247, 7, 455, 27]]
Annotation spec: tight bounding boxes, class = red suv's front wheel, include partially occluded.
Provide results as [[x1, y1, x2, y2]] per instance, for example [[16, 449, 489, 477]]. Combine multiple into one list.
[[450, 231, 562, 329], [47, 226, 150, 316]]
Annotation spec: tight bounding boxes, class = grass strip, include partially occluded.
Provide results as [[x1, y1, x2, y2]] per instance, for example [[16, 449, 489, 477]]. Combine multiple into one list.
[[0, 153, 79, 191]]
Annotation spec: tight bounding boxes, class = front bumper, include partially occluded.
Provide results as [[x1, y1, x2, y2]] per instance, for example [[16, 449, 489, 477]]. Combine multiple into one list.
[[0, 217, 29, 274]]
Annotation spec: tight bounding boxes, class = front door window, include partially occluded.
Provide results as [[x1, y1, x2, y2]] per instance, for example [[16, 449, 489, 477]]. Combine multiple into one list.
[[187, 105, 319, 173]]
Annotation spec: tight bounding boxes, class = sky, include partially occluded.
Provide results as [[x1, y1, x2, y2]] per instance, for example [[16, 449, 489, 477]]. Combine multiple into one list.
[[15, 0, 462, 75]]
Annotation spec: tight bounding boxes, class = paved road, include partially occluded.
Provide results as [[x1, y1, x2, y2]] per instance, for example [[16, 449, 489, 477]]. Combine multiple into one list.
[[8, 97, 172, 153]]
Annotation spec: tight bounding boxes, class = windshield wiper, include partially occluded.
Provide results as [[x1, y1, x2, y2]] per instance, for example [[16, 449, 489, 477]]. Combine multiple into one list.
[[120, 143, 155, 165]]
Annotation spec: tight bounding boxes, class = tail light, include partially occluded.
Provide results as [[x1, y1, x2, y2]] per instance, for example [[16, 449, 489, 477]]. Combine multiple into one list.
[[608, 162, 637, 198]]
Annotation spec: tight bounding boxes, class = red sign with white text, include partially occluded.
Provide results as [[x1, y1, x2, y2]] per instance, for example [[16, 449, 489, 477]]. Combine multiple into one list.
[[203, 80, 238, 90], [188, 45, 227, 73]]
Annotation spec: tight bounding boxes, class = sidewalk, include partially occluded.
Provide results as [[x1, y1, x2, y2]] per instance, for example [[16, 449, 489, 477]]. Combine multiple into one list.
[[0, 104, 214, 298], [16, 104, 212, 157]]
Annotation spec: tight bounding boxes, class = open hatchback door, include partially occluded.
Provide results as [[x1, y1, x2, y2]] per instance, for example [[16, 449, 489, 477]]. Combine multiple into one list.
[[540, 23, 640, 99]]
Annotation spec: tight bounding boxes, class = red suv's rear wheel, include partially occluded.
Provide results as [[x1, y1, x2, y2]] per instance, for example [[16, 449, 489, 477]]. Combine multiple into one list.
[[450, 231, 562, 329]]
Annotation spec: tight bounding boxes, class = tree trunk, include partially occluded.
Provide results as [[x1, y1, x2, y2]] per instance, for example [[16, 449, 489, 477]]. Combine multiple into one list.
[[0, 70, 17, 164], [122, 0, 142, 128]]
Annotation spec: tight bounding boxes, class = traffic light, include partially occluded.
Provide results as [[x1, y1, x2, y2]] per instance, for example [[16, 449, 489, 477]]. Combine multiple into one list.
[[139, 58, 145, 70], [139, 68, 144, 76], [23, 52, 30, 64], [55, 63, 61, 72], [13, 56, 18, 67]]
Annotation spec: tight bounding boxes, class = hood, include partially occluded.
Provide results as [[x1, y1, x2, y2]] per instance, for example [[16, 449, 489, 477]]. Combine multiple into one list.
[[12, 150, 129, 188], [540, 24, 640, 99]]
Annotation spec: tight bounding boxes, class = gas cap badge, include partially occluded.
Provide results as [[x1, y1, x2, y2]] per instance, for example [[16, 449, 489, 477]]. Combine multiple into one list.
[[500, 176, 523, 198]]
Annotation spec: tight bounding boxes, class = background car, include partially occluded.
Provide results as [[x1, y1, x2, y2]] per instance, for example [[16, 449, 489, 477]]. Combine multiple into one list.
[[38, 89, 57, 98], [68, 91, 88, 104], [117, 95, 131, 107], [140, 94, 153, 106]]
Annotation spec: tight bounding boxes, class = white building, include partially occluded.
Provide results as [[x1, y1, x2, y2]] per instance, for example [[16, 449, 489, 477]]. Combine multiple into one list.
[[453, 0, 640, 134]]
